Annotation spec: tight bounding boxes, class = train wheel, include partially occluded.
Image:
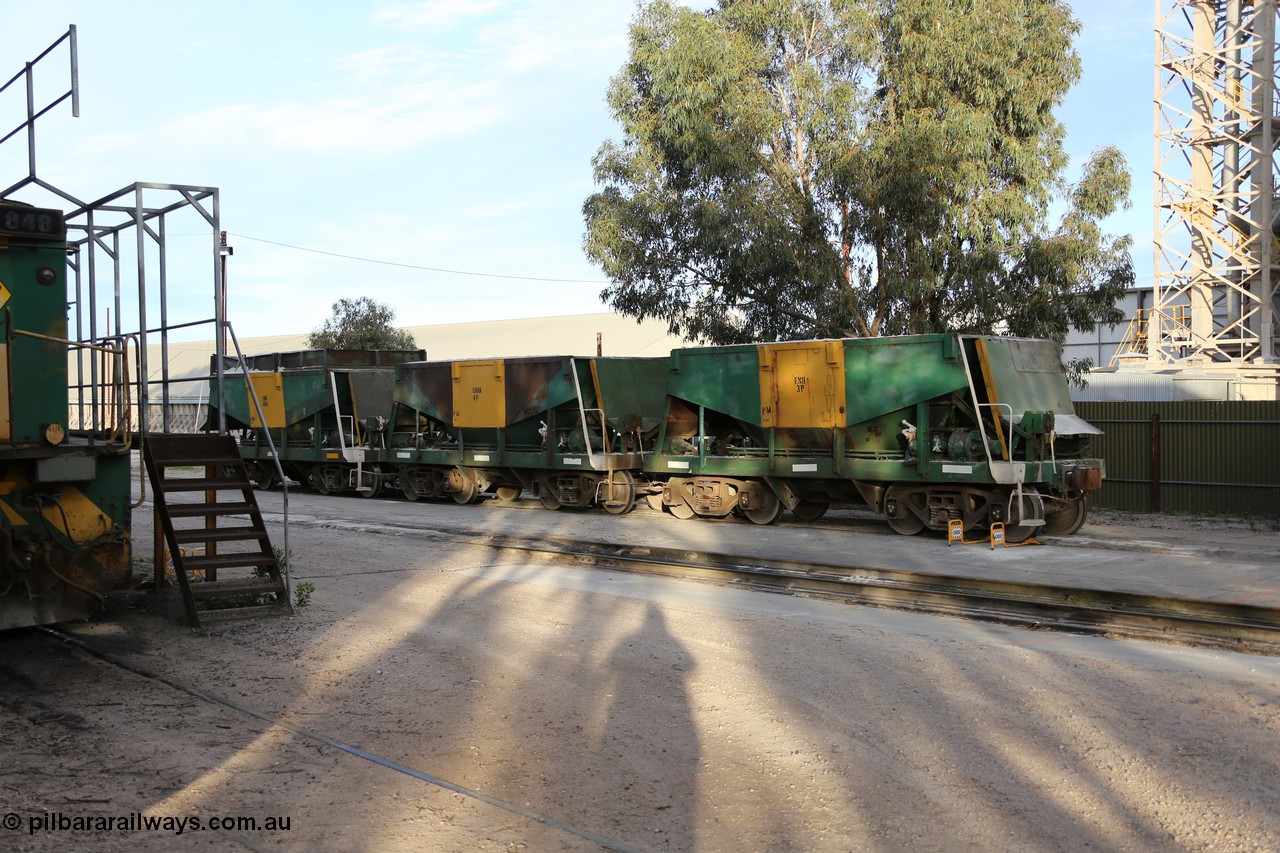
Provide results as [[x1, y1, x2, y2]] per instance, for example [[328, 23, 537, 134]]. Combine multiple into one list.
[[645, 493, 664, 512], [1003, 488, 1045, 543], [884, 485, 924, 535], [357, 464, 383, 499], [448, 469, 479, 505], [600, 471, 636, 515], [248, 462, 275, 491], [311, 467, 333, 495], [400, 470, 421, 502], [1043, 496, 1088, 536], [668, 501, 696, 520], [496, 485, 522, 503], [742, 487, 783, 525], [791, 500, 829, 522], [539, 489, 562, 510]]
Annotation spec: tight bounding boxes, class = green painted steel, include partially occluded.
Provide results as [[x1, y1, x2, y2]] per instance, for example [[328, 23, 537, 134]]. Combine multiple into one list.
[[0, 202, 133, 628], [212, 349, 424, 494], [391, 360, 452, 426], [211, 349, 424, 433], [973, 338, 1076, 417], [389, 355, 668, 471], [652, 335, 1095, 487], [648, 334, 1103, 533], [0, 204, 68, 445], [227, 370, 330, 433], [667, 344, 764, 426], [591, 356, 669, 435], [844, 335, 967, 425], [1074, 400, 1280, 518], [212, 338, 1109, 533]]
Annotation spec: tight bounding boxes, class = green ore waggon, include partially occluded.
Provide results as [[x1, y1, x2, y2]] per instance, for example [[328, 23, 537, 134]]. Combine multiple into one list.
[[213, 351, 669, 513], [387, 355, 668, 511], [213, 334, 1103, 541], [211, 348, 425, 496], [647, 334, 1101, 541]]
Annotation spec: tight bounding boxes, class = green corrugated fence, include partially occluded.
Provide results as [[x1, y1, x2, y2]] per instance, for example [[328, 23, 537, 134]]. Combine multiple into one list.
[[1073, 401, 1280, 518]]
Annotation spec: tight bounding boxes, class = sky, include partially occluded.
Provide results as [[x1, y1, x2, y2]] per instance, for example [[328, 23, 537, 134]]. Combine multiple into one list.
[[0, 1, 1154, 341]]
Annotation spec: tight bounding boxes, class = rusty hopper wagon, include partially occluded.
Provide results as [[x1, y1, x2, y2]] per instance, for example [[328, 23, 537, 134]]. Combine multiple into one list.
[[208, 335, 1103, 543], [648, 334, 1103, 541], [386, 355, 669, 512], [0, 202, 133, 629], [211, 349, 425, 497]]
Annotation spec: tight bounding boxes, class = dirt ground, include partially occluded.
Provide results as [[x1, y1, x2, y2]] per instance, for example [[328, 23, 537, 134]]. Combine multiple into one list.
[[1, 504, 1278, 852]]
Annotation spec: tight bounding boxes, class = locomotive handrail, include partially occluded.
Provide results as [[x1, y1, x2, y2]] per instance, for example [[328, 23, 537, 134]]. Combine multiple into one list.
[[958, 336, 1024, 478], [95, 333, 139, 449], [13, 327, 135, 449]]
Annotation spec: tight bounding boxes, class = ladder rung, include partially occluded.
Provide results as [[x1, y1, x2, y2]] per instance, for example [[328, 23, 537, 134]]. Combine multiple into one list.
[[165, 502, 253, 518], [151, 457, 243, 468], [180, 553, 277, 571], [172, 527, 268, 545], [159, 477, 251, 492], [145, 434, 241, 462]]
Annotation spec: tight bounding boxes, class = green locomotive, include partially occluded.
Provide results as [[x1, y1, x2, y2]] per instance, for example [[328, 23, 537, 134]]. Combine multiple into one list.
[[0, 202, 133, 628]]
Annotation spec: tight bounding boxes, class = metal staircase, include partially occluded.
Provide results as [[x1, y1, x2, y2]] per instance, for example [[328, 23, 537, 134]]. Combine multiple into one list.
[[143, 433, 292, 627]]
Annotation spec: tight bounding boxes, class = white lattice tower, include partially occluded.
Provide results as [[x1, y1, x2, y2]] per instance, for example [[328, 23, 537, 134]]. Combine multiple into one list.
[[1153, 0, 1280, 368]]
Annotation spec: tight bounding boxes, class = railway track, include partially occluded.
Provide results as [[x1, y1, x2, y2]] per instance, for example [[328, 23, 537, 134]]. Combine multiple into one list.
[[374, 522, 1280, 656], [138, 490, 1280, 654]]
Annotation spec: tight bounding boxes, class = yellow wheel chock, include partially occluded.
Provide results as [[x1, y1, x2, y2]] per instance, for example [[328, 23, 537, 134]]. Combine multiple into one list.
[[947, 518, 1040, 548]]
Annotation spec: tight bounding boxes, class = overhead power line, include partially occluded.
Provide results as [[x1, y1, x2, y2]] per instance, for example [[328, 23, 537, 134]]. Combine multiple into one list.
[[226, 232, 607, 284]]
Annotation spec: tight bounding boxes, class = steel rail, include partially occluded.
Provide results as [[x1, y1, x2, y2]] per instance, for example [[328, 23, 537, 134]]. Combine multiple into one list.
[[433, 529, 1280, 656], [166, 500, 1280, 654]]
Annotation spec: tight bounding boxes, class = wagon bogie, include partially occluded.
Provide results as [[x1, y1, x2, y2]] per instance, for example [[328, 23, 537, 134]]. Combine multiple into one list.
[[397, 465, 447, 501]]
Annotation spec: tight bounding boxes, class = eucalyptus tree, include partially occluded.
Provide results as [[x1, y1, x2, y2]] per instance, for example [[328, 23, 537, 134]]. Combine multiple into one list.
[[307, 297, 417, 350], [583, 0, 1132, 352]]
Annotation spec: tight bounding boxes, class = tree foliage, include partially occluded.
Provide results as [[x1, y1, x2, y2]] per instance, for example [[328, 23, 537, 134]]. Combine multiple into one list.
[[583, 0, 1132, 347], [306, 297, 418, 350]]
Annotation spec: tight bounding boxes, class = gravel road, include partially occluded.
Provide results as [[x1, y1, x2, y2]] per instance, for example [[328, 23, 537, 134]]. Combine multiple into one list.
[[0, 495, 1277, 851]]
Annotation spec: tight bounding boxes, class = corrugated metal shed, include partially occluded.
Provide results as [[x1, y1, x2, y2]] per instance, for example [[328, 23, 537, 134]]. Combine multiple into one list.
[[1076, 368, 1276, 402], [1073, 371, 1178, 402]]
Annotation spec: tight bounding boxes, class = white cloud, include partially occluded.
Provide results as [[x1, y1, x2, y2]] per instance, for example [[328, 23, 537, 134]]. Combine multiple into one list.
[[67, 75, 508, 168], [336, 44, 444, 86], [370, 1, 630, 77], [372, 0, 509, 33]]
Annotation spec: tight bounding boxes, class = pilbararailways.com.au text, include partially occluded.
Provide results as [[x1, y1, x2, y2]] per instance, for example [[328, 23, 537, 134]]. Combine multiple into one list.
[[9, 811, 292, 835]]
